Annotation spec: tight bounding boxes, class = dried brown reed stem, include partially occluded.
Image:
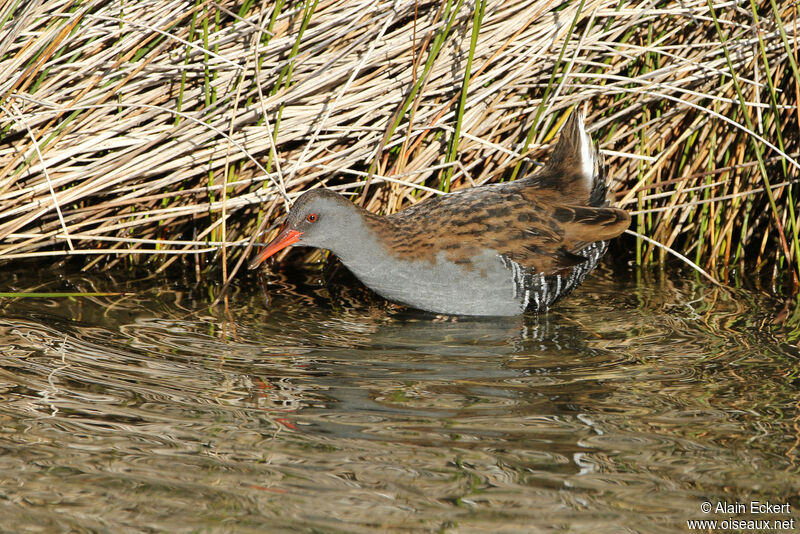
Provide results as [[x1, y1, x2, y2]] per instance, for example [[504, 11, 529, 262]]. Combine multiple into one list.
[[0, 0, 797, 288]]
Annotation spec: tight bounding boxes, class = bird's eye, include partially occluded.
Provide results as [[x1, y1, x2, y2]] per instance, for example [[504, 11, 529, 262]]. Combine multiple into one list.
[[306, 213, 318, 223]]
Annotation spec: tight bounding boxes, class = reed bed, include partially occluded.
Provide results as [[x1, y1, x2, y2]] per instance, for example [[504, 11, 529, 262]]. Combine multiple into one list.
[[0, 0, 797, 288]]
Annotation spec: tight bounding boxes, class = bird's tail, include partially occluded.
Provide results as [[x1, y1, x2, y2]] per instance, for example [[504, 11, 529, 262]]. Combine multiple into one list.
[[540, 107, 608, 207]]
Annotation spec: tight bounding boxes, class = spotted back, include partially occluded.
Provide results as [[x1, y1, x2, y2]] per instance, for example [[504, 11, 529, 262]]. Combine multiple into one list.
[[368, 108, 630, 278]]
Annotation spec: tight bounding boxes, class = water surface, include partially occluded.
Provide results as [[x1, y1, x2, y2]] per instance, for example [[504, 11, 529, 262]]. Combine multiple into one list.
[[1, 263, 798, 533]]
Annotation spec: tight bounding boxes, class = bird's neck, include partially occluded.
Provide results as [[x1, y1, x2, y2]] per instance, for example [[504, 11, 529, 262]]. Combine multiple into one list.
[[324, 208, 388, 268]]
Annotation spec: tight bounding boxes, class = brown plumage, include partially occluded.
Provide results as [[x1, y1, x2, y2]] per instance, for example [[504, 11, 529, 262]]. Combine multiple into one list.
[[365, 110, 629, 275], [250, 108, 630, 316]]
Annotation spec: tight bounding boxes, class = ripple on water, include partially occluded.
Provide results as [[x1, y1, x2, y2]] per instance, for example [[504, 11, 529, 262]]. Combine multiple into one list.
[[0, 267, 798, 532]]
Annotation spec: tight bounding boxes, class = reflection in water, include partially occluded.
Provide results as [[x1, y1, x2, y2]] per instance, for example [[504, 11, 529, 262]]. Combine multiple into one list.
[[0, 264, 798, 532]]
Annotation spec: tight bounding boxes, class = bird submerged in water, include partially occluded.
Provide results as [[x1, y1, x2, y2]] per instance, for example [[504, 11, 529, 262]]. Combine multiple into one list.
[[249, 108, 630, 316]]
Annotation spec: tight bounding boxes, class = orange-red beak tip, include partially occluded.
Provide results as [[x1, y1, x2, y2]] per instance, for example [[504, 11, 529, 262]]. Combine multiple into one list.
[[248, 228, 303, 270]]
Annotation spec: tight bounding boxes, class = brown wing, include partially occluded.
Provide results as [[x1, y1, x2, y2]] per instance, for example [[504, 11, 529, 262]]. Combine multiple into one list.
[[490, 200, 630, 276], [552, 204, 632, 242], [375, 185, 629, 276], [370, 108, 629, 275]]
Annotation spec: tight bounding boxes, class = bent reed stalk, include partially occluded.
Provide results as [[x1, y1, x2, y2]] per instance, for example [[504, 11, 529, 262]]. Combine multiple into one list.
[[0, 0, 797, 289]]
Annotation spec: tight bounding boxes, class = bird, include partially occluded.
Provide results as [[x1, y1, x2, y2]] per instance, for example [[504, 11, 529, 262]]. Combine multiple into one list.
[[248, 108, 630, 316]]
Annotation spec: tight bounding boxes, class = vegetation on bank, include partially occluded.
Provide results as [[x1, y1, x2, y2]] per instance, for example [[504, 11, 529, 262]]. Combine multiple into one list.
[[0, 0, 797, 291]]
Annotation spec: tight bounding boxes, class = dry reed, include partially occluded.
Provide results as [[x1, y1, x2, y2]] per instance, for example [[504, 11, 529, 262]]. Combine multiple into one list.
[[0, 0, 797, 288]]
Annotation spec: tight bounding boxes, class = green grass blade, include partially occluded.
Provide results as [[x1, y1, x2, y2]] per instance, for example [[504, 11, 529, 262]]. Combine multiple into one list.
[[441, 0, 485, 192], [510, 0, 587, 181], [706, 0, 800, 282]]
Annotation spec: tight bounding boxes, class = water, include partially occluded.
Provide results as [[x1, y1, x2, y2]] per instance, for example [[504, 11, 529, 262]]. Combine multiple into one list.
[[1, 262, 798, 533]]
